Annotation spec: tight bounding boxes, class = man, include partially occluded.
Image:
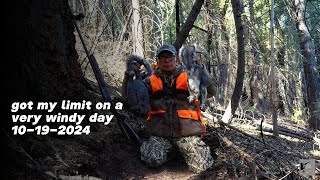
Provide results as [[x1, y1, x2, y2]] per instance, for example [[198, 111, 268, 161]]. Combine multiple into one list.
[[139, 44, 214, 173]]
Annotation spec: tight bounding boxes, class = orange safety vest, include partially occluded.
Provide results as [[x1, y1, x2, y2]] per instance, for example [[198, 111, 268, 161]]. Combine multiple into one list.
[[151, 63, 158, 69], [147, 72, 206, 138]]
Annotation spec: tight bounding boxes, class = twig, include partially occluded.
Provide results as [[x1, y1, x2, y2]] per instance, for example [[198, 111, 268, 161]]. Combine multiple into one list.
[[278, 170, 295, 180]]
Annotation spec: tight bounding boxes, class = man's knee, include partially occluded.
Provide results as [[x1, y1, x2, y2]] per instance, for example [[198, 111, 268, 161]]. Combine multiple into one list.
[[176, 136, 214, 173], [140, 136, 173, 167]]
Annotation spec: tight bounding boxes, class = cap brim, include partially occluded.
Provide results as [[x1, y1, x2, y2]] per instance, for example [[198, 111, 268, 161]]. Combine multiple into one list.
[[157, 49, 176, 57]]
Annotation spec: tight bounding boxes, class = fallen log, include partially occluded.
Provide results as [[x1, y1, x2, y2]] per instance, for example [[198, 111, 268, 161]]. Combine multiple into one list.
[[202, 111, 316, 143], [234, 121, 311, 142], [212, 108, 312, 137], [251, 119, 314, 141]]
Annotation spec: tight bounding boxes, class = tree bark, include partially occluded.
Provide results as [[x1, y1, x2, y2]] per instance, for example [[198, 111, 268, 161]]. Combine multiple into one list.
[[270, 0, 279, 136], [175, 0, 180, 41], [132, 0, 144, 56], [122, 0, 131, 40], [173, 0, 205, 51], [205, 0, 213, 55], [11, 0, 88, 102], [293, 0, 320, 130], [221, 0, 246, 123], [220, 0, 231, 106]]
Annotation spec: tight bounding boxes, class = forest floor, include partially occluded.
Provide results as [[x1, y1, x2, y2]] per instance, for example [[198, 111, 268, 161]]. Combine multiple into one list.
[[5, 84, 320, 180]]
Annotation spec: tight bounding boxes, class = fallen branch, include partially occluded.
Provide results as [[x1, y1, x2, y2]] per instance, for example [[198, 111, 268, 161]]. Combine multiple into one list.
[[202, 111, 306, 159], [202, 112, 264, 144], [217, 133, 258, 179]]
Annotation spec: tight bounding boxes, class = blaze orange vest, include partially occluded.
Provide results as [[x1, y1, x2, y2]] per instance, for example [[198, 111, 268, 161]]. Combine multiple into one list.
[[148, 72, 206, 137]]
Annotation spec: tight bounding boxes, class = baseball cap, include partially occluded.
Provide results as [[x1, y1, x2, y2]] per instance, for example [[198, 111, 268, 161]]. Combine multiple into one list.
[[156, 44, 176, 57]]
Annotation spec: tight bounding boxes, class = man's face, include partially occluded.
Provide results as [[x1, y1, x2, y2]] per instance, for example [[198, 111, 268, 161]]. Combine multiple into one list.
[[157, 51, 176, 73]]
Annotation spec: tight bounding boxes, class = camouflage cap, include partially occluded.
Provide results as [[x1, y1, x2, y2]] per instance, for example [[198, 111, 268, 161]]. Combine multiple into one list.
[[156, 44, 176, 57]]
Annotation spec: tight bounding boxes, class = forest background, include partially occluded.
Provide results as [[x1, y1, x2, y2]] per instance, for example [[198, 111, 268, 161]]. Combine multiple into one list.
[[4, 0, 320, 179]]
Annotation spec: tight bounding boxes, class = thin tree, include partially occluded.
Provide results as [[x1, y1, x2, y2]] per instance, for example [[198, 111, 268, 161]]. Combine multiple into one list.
[[174, 0, 205, 51], [132, 0, 144, 56], [175, 0, 181, 41], [221, 0, 246, 123], [270, 0, 279, 136]]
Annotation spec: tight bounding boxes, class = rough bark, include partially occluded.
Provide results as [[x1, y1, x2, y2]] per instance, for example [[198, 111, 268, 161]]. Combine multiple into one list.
[[7, 0, 91, 178], [173, 0, 205, 51], [294, 0, 320, 130], [11, 0, 88, 103]]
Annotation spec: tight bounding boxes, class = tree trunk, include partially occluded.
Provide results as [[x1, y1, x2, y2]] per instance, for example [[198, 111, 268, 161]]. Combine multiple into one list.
[[248, 0, 266, 112], [132, 0, 144, 56], [221, 0, 246, 123], [151, 0, 161, 57], [122, 0, 131, 40], [293, 0, 320, 130], [11, 0, 88, 103], [173, 0, 205, 51], [205, 0, 213, 55], [220, 0, 231, 106], [270, 0, 279, 136], [175, 0, 181, 41], [7, 1, 93, 178]]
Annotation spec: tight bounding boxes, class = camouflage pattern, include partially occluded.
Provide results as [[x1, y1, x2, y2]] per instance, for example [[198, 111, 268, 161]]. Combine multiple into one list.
[[140, 136, 213, 173], [140, 136, 173, 167], [175, 136, 213, 173]]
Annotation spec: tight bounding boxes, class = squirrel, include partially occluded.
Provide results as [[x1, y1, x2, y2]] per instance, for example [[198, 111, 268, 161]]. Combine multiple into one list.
[[125, 55, 152, 114]]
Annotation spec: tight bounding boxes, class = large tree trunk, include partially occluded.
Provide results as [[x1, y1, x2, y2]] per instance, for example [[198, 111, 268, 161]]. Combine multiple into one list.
[[221, 0, 246, 123], [11, 0, 88, 103], [293, 0, 320, 130], [173, 0, 205, 51], [7, 0, 90, 178]]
